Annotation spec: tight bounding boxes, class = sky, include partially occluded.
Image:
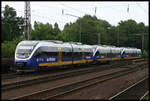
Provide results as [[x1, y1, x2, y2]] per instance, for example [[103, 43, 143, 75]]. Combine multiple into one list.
[[1, 1, 149, 30]]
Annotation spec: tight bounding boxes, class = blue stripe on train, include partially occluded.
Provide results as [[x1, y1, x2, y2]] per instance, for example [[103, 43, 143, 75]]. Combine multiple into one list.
[[73, 58, 82, 61], [62, 58, 72, 61], [15, 56, 84, 67], [14, 56, 58, 67], [93, 55, 121, 60]]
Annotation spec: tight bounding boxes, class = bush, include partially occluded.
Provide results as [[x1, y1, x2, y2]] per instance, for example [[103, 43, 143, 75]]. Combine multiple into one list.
[[1, 36, 24, 73], [2, 35, 24, 58], [2, 41, 16, 58], [142, 50, 149, 58]]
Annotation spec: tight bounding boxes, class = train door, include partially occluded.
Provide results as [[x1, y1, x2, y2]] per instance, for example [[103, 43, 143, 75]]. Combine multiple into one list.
[[58, 47, 62, 64]]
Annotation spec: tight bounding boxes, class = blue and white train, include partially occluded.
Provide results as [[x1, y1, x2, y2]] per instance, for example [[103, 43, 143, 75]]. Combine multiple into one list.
[[14, 40, 142, 71]]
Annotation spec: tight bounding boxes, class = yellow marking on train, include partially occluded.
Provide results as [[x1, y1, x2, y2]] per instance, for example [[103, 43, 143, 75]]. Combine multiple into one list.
[[126, 56, 141, 60], [39, 62, 60, 66], [111, 57, 121, 60], [61, 61, 72, 65], [97, 57, 121, 61], [39, 56, 141, 67], [39, 61, 72, 66], [39, 60, 88, 67], [97, 58, 112, 61], [124, 57, 138, 59], [73, 59, 86, 64], [87, 60, 93, 62]]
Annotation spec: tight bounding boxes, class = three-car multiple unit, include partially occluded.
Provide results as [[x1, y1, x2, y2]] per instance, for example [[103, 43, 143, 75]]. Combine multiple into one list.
[[14, 40, 142, 71]]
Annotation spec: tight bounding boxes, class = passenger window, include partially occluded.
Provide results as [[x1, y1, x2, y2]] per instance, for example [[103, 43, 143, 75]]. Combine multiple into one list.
[[73, 52, 82, 58], [62, 52, 72, 59], [85, 52, 91, 56]]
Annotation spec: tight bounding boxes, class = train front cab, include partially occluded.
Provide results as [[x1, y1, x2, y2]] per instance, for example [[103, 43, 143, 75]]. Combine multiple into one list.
[[14, 41, 40, 72]]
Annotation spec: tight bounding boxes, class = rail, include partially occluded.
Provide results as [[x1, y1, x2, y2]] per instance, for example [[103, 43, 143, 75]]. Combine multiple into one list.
[[108, 77, 149, 100], [10, 65, 145, 100]]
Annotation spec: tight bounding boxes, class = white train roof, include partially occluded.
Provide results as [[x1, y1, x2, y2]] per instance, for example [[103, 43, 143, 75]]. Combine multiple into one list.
[[17, 40, 141, 53], [94, 45, 122, 54], [122, 47, 141, 53], [18, 40, 39, 46], [82, 44, 94, 52]]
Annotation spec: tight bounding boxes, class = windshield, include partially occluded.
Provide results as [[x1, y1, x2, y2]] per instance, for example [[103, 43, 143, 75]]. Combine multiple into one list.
[[16, 45, 35, 59]]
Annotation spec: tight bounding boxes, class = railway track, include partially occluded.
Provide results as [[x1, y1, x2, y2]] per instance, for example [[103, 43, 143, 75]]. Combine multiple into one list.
[[2, 59, 148, 100], [2, 62, 126, 91], [140, 91, 149, 100], [8, 62, 148, 100], [2, 65, 81, 80], [2, 59, 147, 92], [108, 77, 149, 100]]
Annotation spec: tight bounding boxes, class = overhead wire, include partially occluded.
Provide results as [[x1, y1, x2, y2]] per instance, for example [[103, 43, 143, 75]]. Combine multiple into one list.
[[136, 3, 147, 14], [32, 13, 67, 24], [59, 3, 86, 15]]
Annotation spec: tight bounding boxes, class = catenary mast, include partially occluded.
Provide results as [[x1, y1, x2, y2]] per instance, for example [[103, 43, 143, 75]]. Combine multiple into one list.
[[24, 1, 31, 40]]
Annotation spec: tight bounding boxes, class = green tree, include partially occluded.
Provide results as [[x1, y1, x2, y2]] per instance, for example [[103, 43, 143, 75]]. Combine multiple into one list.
[[2, 5, 24, 42], [60, 15, 111, 45], [117, 19, 148, 51], [31, 21, 61, 40], [2, 35, 24, 58], [107, 26, 118, 46], [53, 23, 61, 36]]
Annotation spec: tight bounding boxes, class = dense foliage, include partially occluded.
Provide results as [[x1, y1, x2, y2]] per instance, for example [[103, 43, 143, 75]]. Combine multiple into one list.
[[2, 5, 24, 42], [31, 21, 60, 40], [2, 35, 24, 58], [1, 5, 149, 58]]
